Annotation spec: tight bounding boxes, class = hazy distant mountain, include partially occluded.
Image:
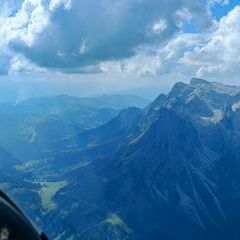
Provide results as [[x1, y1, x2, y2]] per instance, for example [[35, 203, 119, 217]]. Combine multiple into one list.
[[0, 95, 149, 160], [0, 94, 149, 114], [3, 79, 240, 239]]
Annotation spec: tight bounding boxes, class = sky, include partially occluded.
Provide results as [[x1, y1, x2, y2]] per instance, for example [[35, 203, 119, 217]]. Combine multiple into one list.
[[0, 0, 240, 101]]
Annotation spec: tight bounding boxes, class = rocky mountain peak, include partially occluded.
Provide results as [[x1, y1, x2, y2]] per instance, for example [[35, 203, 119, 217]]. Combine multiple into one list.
[[190, 78, 212, 87]]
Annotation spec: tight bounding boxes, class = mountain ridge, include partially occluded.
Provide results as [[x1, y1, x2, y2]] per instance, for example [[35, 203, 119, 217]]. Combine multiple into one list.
[[2, 78, 240, 239]]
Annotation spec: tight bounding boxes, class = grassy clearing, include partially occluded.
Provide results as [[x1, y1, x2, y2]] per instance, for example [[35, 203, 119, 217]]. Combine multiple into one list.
[[38, 181, 68, 212], [106, 213, 133, 235]]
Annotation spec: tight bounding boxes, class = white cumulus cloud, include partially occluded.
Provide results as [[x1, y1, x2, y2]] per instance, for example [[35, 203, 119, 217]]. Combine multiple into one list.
[[180, 5, 240, 79]]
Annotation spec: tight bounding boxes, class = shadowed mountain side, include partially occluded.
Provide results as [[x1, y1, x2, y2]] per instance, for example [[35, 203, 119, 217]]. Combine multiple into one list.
[[3, 78, 240, 240]]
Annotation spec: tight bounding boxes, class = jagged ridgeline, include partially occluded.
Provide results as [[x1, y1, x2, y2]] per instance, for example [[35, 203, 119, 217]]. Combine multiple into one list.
[[1, 79, 240, 239]]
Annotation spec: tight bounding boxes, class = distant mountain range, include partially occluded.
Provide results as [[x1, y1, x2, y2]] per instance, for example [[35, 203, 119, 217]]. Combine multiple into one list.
[[0, 94, 149, 161], [2, 79, 240, 239]]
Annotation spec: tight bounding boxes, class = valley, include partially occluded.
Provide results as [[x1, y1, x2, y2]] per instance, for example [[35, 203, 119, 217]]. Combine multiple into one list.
[[1, 79, 240, 239]]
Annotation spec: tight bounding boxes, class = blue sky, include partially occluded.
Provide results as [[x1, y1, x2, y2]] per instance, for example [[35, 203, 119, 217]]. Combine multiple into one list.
[[211, 0, 239, 19], [0, 0, 240, 100]]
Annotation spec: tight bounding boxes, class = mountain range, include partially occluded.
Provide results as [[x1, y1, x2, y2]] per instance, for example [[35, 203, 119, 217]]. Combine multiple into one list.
[[1, 78, 240, 239]]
